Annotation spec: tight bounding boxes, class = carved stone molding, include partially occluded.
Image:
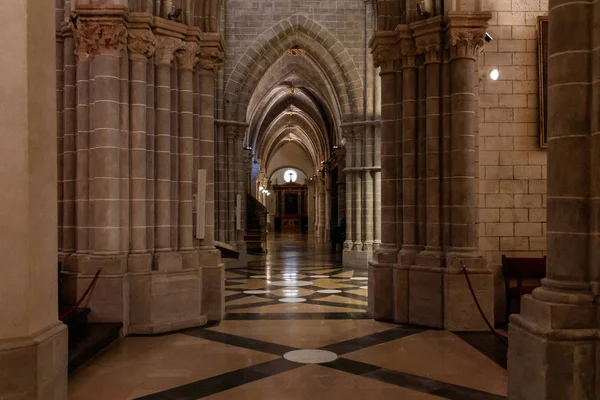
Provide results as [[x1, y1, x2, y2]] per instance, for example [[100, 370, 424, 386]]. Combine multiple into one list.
[[341, 126, 355, 141], [154, 35, 183, 65], [445, 12, 492, 61], [369, 30, 400, 74], [199, 46, 224, 70], [71, 18, 127, 61], [176, 41, 200, 70], [412, 16, 443, 64], [128, 29, 157, 61], [397, 25, 417, 69]]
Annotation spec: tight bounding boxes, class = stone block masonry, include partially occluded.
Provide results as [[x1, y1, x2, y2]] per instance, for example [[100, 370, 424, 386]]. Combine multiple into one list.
[[56, 5, 225, 334]]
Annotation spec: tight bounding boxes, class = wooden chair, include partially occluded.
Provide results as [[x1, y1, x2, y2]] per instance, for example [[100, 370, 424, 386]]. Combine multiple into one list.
[[502, 255, 546, 320]]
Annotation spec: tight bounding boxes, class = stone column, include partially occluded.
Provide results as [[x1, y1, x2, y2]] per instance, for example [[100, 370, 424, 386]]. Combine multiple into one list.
[[443, 12, 493, 330], [198, 35, 224, 321], [226, 126, 236, 244], [62, 24, 76, 259], [0, 0, 68, 396], [364, 124, 374, 253], [410, 17, 444, 328], [399, 36, 419, 270], [127, 26, 156, 272], [369, 31, 401, 320], [509, 2, 599, 398], [342, 127, 354, 261], [235, 128, 247, 254], [153, 34, 182, 270], [176, 40, 199, 268], [353, 128, 363, 251]]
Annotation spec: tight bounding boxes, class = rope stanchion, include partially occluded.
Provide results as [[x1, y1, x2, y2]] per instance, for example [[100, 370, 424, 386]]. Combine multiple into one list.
[[59, 268, 102, 321], [461, 262, 508, 347]]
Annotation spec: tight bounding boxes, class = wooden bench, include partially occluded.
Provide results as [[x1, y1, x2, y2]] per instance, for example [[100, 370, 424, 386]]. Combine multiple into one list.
[[502, 255, 546, 320]]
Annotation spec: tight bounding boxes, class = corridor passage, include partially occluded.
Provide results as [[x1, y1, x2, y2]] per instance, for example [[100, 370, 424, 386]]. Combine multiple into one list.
[[69, 235, 508, 400]]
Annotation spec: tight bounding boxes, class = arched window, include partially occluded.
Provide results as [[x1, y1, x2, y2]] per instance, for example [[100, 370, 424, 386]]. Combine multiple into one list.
[[284, 169, 298, 183]]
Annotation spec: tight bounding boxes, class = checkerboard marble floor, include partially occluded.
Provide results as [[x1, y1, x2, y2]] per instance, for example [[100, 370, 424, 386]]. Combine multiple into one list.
[[69, 234, 508, 400]]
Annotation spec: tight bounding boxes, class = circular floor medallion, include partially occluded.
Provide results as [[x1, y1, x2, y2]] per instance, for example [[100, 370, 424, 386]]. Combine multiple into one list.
[[278, 298, 307, 303], [350, 277, 368, 281], [243, 290, 268, 295], [269, 280, 313, 287], [317, 289, 341, 294], [283, 350, 338, 364], [309, 275, 329, 279], [359, 286, 368, 290]]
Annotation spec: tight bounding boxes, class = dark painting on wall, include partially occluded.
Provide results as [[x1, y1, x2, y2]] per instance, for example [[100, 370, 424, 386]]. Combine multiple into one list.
[[538, 16, 549, 148]]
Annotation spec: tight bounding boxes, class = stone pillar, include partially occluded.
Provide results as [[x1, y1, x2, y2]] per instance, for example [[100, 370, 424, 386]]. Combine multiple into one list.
[[353, 128, 363, 251], [369, 30, 401, 320], [410, 17, 444, 328], [443, 12, 493, 330], [127, 26, 156, 272], [399, 35, 419, 270], [153, 34, 182, 270], [364, 124, 374, 253], [235, 129, 248, 254], [197, 35, 224, 321], [509, 2, 599, 398], [226, 126, 236, 244], [343, 127, 354, 259], [176, 40, 199, 268], [0, 0, 68, 396]]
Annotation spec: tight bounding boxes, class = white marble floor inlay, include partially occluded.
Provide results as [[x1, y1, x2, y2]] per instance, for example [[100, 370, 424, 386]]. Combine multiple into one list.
[[309, 275, 329, 278], [243, 290, 269, 295], [250, 275, 267, 279], [278, 298, 307, 303], [359, 286, 368, 290], [316, 289, 342, 294], [350, 277, 368, 281], [269, 280, 313, 287], [283, 350, 338, 364]]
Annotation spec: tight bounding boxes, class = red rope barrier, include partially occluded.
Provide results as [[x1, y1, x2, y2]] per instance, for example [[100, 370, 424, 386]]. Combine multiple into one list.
[[461, 263, 508, 347], [59, 269, 102, 321]]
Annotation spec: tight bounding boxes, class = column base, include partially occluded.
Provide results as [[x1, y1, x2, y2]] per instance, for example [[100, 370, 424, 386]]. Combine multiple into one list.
[[153, 251, 183, 272], [409, 250, 444, 328], [199, 248, 224, 322], [223, 241, 248, 269], [129, 268, 206, 335], [368, 259, 394, 320], [343, 248, 374, 268], [393, 264, 409, 323], [0, 323, 68, 400], [508, 292, 597, 399], [180, 250, 199, 269], [78, 254, 129, 332], [443, 254, 494, 331], [128, 252, 152, 272]]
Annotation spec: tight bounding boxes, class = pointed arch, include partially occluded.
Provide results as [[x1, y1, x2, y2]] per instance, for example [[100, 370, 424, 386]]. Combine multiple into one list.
[[224, 14, 364, 122]]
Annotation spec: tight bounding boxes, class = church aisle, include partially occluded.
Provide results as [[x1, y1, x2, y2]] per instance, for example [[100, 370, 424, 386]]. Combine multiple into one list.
[[69, 235, 507, 400]]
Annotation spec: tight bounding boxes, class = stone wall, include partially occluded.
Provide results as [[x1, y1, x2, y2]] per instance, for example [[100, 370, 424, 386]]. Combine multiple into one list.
[[476, 0, 549, 320], [223, 0, 368, 104]]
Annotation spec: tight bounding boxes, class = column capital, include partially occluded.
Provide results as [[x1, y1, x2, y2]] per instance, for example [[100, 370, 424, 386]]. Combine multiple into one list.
[[154, 35, 183, 65], [71, 16, 127, 61], [226, 125, 247, 140], [128, 28, 156, 61], [397, 25, 417, 69], [412, 16, 443, 64], [444, 12, 492, 61], [369, 30, 401, 74], [199, 32, 224, 71], [341, 126, 355, 141], [176, 40, 200, 71]]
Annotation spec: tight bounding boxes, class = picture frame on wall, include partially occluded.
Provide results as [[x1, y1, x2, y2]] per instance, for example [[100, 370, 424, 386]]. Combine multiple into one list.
[[538, 16, 549, 148]]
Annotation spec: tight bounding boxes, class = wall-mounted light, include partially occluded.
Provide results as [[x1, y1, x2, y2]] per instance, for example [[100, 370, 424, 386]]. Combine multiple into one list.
[[489, 68, 500, 81], [246, 146, 252, 150], [259, 186, 264, 191], [333, 145, 340, 150]]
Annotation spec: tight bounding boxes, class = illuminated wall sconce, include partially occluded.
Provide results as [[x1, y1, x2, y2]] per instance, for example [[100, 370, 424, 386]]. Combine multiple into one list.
[[489, 68, 500, 81]]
